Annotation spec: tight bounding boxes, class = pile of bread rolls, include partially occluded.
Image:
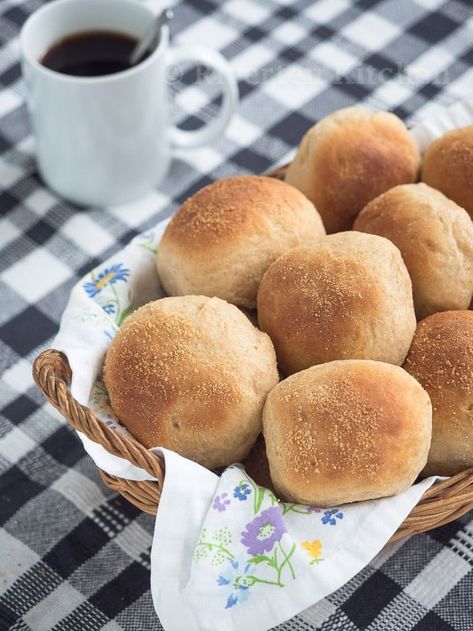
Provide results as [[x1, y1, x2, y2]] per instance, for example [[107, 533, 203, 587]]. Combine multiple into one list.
[[104, 107, 473, 507]]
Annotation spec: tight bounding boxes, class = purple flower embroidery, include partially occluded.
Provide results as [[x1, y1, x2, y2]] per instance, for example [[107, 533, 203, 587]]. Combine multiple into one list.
[[321, 509, 344, 525], [233, 483, 251, 501], [213, 493, 231, 512], [241, 507, 287, 555]]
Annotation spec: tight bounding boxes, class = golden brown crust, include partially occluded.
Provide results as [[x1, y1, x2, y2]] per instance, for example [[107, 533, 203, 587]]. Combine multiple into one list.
[[257, 231, 416, 375], [156, 175, 325, 309], [160, 176, 308, 247], [103, 296, 279, 469], [403, 310, 473, 476], [354, 183, 473, 319], [263, 360, 432, 506], [285, 107, 420, 233], [422, 126, 473, 218]]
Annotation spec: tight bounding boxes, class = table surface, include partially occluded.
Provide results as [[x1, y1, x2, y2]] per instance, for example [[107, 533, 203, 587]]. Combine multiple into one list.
[[1, 0, 473, 629]]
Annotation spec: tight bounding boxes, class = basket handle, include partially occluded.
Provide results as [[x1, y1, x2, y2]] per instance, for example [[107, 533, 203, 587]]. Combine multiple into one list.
[[32, 349, 165, 485]]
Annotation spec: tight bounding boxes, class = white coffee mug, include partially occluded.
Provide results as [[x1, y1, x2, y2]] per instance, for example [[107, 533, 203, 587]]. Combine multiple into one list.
[[20, 0, 238, 206]]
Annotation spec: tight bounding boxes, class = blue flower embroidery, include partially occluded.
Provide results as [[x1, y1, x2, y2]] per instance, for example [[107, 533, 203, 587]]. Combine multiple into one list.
[[83, 263, 130, 298], [102, 303, 116, 315], [213, 493, 231, 512], [233, 483, 251, 501], [104, 329, 116, 342], [217, 558, 251, 608], [321, 509, 344, 526]]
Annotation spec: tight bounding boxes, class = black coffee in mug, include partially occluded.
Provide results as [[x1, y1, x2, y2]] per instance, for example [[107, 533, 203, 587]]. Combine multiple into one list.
[[41, 31, 149, 77]]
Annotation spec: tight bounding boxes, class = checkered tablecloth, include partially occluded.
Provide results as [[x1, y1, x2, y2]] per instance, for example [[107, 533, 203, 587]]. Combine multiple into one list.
[[1, 0, 473, 629]]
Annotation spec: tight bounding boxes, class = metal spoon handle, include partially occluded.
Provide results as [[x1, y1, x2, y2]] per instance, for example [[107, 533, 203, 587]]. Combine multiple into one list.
[[129, 8, 173, 67]]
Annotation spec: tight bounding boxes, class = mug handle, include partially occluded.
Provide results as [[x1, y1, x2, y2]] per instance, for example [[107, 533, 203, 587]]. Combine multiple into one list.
[[167, 45, 238, 149]]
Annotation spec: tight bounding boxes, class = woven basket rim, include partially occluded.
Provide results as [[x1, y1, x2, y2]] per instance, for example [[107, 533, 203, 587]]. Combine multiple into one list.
[[33, 349, 165, 494], [31, 162, 473, 541], [33, 349, 473, 542]]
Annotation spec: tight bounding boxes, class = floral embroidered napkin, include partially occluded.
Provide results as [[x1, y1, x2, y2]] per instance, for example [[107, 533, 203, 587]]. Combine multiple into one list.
[[150, 450, 434, 631], [53, 96, 473, 630], [54, 226, 167, 481]]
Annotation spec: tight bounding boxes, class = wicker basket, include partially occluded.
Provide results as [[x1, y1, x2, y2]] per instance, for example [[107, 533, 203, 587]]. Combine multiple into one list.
[[32, 164, 473, 543]]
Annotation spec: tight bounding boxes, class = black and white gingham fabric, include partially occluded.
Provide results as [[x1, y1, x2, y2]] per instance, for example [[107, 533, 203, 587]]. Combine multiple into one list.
[[1, 0, 473, 629]]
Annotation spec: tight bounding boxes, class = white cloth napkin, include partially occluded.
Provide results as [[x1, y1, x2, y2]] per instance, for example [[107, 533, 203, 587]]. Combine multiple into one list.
[[151, 450, 434, 631], [53, 95, 473, 631]]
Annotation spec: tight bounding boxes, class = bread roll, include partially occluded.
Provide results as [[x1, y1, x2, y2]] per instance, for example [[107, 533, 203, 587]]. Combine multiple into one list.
[[285, 107, 420, 233], [104, 296, 278, 469], [403, 311, 473, 476], [257, 231, 416, 375], [354, 183, 473, 319], [422, 126, 473, 218], [156, 176, 325, 309], [263, 360, 432, 506]]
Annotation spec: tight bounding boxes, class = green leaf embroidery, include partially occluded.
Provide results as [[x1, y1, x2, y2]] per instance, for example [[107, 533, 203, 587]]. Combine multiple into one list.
[[116, 303, 133, 326], [253, 487, 266, 515], [247, 555, 272, 565], [194, 527, 234, 566], [137, 242, 157, 255], [309, 557, 324, 565]]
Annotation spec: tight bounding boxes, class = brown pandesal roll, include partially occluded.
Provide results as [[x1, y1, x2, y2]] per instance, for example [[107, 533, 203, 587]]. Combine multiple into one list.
[[104, 296, 279, 469], [354, 183, 473, 320], [263, 360, 432, 506], [257, 231, 416, 375], [285, 107, 420, 233], [403, 311, 473, 477], [156, 175, 325, 309], [422, 126, 473, 218]]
